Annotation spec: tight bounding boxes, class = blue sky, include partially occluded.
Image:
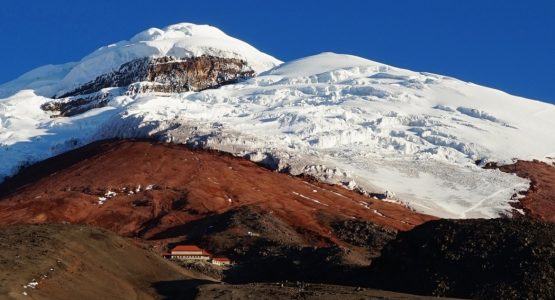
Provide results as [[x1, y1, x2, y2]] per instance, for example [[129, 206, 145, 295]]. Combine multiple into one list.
[[1, 0, 554, 104]]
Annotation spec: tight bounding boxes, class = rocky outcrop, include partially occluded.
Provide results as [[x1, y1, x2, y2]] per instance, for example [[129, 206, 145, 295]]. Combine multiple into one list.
[[59, 55, 255, 97], [331, 219, 397, 257], [41, 88, 120, 117], [42, 55, 255, 116]]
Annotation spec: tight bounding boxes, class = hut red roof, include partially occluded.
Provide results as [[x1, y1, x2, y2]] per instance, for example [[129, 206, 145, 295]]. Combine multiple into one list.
[[172, 245, 203, 252]]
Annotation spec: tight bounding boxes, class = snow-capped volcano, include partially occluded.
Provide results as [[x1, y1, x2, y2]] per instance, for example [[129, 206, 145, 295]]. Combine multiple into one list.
[[0, 23, 281, 98], [1, 23, 554, 219]]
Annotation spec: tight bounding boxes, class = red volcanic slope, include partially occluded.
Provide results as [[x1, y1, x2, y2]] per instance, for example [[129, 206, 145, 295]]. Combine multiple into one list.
[[0, 140, 434, 245], [495, 160, 555, 223]]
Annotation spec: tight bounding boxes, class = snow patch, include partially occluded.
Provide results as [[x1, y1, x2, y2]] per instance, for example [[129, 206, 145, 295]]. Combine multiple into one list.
[[372, 209, 385, 217], [292, 191, 329, 206], [98, 190, 117, 205]]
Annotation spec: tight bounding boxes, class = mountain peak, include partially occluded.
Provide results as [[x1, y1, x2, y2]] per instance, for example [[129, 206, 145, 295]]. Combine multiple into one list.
[[0, 22, 281, 98], [84, 22, 281, 73], [129, 23, 227, 42]]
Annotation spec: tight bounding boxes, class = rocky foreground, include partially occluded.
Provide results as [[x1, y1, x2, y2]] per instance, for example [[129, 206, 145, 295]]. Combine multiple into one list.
[[369, 218, 555, 299], [0, 224, 458, 300]]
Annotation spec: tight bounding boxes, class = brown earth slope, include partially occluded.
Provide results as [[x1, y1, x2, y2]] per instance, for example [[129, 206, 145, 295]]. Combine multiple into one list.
[[0, 224, 213, 300], [0, 140, 434, 258], [0, 224, 459, 300], [486, 160, 555, 222]]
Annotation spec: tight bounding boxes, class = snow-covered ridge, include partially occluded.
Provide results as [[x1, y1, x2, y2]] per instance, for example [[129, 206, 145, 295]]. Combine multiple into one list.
[[1, 23, 555, 219]]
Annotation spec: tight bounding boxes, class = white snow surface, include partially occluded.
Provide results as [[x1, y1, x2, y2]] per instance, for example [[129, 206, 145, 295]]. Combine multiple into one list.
[[1, 24, 555, 219]]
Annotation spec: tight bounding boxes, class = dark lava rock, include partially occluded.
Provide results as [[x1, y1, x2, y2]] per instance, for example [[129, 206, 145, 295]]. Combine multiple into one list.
[[367, 218, 555, 300], [331, 219, 397, 257], [224, 245, 360, 285]]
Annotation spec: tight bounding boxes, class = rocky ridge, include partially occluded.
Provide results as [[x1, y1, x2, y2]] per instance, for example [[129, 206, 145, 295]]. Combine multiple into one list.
[[41, 55, 255, 116]]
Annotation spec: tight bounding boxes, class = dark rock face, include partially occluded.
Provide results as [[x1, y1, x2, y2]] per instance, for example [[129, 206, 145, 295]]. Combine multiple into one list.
[[367, 218, 555, 300], [41, 89, 119, 117], [331, 219, 397, 257], [42, 55, 255, 116], [59, 55, 254, 98]]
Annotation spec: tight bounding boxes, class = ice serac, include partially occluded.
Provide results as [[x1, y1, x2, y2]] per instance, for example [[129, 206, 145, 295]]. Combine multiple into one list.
[[1, 24, 555, 220]]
